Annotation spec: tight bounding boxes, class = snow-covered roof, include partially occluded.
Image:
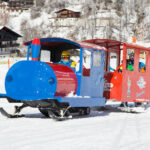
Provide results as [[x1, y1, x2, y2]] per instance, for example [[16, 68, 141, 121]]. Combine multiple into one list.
[[56, 6, 82, 13], [0, 26, 22, 37], [56, 9, 80, 13]]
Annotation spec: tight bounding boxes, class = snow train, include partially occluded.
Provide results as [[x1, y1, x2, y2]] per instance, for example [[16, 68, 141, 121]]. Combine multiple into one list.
[[0, 37, 106, 119], [0, 37, 150, 120]]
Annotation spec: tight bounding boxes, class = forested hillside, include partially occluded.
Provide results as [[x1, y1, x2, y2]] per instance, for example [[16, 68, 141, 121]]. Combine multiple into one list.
[[1, 0, 150, 44]]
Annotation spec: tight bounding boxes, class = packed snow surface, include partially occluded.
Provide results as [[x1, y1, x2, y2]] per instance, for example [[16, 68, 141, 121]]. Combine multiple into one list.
[[0, 62, 150, 150]]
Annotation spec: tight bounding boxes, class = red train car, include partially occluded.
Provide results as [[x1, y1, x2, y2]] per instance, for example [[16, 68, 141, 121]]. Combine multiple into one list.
[[84, 39, 150, 104]]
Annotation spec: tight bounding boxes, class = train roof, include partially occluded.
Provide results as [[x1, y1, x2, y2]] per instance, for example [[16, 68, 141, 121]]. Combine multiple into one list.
[[24, 37, 107, 51], [83, 39, 150, 52], [83, 39, 124, 52]]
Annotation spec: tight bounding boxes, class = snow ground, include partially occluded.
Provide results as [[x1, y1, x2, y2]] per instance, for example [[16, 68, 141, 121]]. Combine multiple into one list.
[[0, 63, 150, 150]]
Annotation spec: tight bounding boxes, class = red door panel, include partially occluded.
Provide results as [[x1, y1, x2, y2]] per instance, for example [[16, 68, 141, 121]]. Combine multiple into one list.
[[104, 72, 122, 101]]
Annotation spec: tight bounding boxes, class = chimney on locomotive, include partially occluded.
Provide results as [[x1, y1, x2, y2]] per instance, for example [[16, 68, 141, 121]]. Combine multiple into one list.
[[31, 38, 40, 61]]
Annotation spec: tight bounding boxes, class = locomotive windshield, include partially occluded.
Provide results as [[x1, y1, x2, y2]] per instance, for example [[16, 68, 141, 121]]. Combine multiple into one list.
[[39, 48, 80, 71], [40, 50, 51, 62]]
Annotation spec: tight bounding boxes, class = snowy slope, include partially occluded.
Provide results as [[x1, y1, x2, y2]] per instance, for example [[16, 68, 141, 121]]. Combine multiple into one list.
[[0, 63, 150, 150]]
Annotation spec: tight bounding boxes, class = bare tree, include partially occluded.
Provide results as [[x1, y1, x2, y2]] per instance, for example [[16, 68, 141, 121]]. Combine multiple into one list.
[[35, 0, 45, 7], [0, 12, 10, 26], [30, 7, 41, 19]]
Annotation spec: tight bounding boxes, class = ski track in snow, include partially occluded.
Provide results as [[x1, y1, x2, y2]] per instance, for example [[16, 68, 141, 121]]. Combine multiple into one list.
[[0, 64, 150, 150]]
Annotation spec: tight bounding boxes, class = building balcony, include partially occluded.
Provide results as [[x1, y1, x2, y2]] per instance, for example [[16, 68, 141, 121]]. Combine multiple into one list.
[[0, 43, 20, 48]]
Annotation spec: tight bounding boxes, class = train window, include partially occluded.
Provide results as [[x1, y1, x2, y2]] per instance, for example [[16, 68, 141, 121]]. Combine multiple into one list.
[[70, 49, 80, 72], [139, 51, 146, 73], [40, 50, 51, 62], [109, 52, 117, 72], [83, 49, 91, 76], [126, 49, 134, 71], [93, 51, 101, 67]]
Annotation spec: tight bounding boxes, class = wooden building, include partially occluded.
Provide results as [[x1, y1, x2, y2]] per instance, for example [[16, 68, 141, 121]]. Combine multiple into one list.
[[56, 9, 81, 18], [0, 0, 34, 11], [8, 0, 34, 9], [0, 26, 22, 57]]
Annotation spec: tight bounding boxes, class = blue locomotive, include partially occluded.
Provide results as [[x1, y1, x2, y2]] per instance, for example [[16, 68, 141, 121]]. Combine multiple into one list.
[[0, 37, 106, 119]]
